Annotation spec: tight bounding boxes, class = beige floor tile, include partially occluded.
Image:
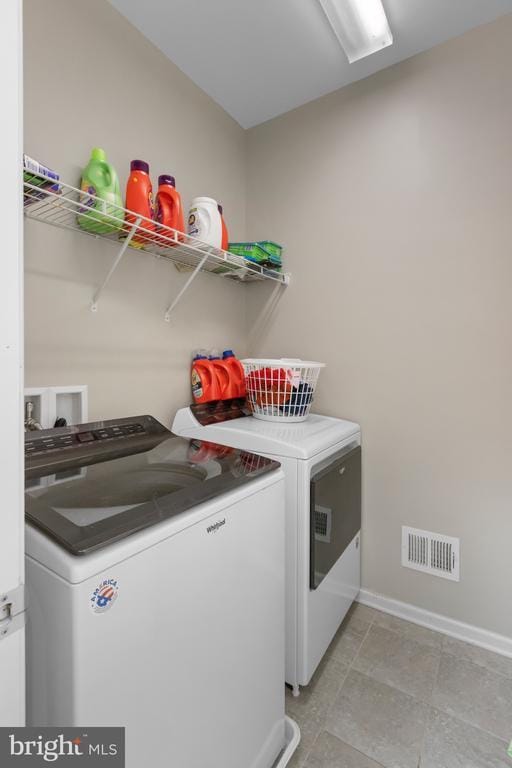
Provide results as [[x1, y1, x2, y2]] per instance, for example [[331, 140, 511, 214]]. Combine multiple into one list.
[[352, 624, 440, 701], [286, 655, 347, 716], [285, 709, 325, 768], [286, 749, 306, 768], [342, 603, 377, 636], [285, 657, 348, 766], [433, 654, 512, 740], [443, 636, 512, 680], [326, 670, 428, 768], [421, 707, 510, 768], [304, 731, 384, 767], [286, 610, 512, 768], [372, 610, 444, 649], [326, 624, 366, 666]]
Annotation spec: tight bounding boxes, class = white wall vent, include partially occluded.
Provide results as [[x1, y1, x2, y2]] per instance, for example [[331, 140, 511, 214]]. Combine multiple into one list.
[[401, 526, 460, 582]]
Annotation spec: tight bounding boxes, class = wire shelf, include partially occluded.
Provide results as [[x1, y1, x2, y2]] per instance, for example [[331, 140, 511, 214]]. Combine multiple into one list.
[[23, 165, 289, 318]]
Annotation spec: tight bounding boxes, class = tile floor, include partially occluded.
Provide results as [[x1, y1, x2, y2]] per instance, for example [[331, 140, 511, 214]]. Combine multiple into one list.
[[286, 604, 512, 768]]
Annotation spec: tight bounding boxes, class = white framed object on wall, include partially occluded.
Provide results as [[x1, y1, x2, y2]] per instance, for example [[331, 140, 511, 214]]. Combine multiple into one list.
[[24, 387, 49, 430], [24, 385, 88, 429], [49, 385, 88, 427]]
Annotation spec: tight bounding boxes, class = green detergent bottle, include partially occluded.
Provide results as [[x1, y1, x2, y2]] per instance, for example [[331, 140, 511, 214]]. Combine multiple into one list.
[[77, 148, 124, 234]]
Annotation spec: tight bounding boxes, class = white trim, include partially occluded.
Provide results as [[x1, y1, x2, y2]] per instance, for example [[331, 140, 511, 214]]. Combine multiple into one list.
[[357, 589, 512, 659], [0, 0, 24, 728]]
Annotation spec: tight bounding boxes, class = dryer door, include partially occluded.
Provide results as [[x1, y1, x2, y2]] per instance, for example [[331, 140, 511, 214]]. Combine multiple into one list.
[[310, 445, 361, 589]]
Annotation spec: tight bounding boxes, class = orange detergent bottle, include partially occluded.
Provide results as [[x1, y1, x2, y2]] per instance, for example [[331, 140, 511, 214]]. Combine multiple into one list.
[[218, 204, 229, 250], [222, 350, 247, 398], [209, 350, 235, 400], [125, 160, 154, 247], [155, 174, 185, 246], [191, 351, 220, 404]]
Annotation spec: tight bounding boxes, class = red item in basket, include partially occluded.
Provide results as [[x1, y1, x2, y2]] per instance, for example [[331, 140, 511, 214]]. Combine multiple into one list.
[[247, 367, 292, 408], [246, 367, 287, 388], [255, 382, 292, 407]]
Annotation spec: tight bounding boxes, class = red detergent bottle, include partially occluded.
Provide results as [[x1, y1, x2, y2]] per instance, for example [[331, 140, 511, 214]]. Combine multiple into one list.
[[209, 350, 236, 401], [155, 174, 185, 246], [222, 350, 247, 399], [125, 160, 154, 246], [191, 351, 220, 404], [218, 204, 229, 251]]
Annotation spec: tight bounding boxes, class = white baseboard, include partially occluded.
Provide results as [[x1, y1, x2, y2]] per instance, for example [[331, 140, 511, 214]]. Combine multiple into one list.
[[357, 589, 512, 659]]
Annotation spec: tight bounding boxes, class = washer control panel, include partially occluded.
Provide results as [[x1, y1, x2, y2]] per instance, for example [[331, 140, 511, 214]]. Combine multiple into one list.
[[25, 421, 148, 457]]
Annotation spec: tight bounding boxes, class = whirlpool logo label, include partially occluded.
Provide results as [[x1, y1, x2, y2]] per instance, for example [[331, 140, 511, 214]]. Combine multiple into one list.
[[0, 728, 124, 765], [206, 518, 226, 534]]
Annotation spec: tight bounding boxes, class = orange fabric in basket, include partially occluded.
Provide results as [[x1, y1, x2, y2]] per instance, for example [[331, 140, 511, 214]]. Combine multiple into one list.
[[255, 381, 292, 407]]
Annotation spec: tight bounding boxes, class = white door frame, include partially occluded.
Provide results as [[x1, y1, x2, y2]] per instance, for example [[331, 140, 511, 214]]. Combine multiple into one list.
[[0, 0, 25, 726]]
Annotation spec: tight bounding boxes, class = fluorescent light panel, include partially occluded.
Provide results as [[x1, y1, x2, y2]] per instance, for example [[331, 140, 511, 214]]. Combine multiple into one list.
[[318, 0, 393, 63]]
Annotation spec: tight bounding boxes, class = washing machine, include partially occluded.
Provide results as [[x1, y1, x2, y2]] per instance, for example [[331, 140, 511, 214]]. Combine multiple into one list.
[[173, 405, 362, 695], [24, 415, 299, 768]]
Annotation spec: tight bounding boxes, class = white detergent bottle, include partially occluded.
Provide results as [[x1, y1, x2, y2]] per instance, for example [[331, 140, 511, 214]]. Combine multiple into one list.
[[187, 196, 222, 248]]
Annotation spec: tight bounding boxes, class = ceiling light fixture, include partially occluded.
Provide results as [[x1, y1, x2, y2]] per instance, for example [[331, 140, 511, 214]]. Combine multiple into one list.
[[317, 0, 393, 63]]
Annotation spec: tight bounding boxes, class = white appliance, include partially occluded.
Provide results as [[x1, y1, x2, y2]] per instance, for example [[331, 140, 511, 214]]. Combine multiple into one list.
[[25, 416, 299, 768], [173, 406, 362, 695]]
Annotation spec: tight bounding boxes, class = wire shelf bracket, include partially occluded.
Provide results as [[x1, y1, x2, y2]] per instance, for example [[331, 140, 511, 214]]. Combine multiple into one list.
[[23, 165, 290, 320], [91, 217, 141, 312], [164, 251, 209, 322]]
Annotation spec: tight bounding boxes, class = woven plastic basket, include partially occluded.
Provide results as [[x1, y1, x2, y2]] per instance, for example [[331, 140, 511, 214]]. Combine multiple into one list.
[[242, 358, 325, 423]]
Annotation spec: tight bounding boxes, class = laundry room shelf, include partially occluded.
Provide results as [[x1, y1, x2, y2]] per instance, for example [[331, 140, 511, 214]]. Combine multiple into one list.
[[23, 167, 289, 319]]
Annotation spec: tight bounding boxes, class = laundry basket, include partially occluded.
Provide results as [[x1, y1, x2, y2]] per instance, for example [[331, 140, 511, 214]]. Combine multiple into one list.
[[242, 359, 325, 423]]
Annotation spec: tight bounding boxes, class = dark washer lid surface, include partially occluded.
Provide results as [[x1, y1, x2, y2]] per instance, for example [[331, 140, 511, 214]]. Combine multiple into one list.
[[25, 416, 279, 555]]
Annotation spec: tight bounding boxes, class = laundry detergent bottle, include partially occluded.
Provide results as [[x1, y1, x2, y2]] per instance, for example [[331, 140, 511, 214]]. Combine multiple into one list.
[[155, 175, 185, 245], [209, 349, 234, 400], [125, 160, 154, 247], [191, 351, 220, 404], [222, 349, 247, 399], [187, 197, 222, 248], [77, 148, 124, 235], [218, 204, 229, 250]]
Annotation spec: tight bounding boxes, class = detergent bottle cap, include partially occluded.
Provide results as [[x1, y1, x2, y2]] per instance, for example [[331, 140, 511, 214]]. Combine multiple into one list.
[[91, 148, 106, 162], [218, 204, 223, 215], [159, 174, 176, 188], [191, 196, 218, 207], [193, 348, 208, 360], [209, 348, 221, 360], [131, 159, 150, 174], [222, 349, 235, 358]]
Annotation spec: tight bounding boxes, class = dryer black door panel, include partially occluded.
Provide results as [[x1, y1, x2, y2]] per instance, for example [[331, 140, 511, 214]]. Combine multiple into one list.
[[310, 445, 361, 590]]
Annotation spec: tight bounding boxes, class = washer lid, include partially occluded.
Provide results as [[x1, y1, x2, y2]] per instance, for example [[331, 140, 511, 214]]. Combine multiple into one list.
[[172, 408, 360, 459], [25, 426, 279, 556]]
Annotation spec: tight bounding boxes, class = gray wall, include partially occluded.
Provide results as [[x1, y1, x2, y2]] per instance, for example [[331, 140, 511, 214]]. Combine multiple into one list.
[[246, 17, 512, 637], [24, 2, 512, 637], [24, 0, 248, 425]]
